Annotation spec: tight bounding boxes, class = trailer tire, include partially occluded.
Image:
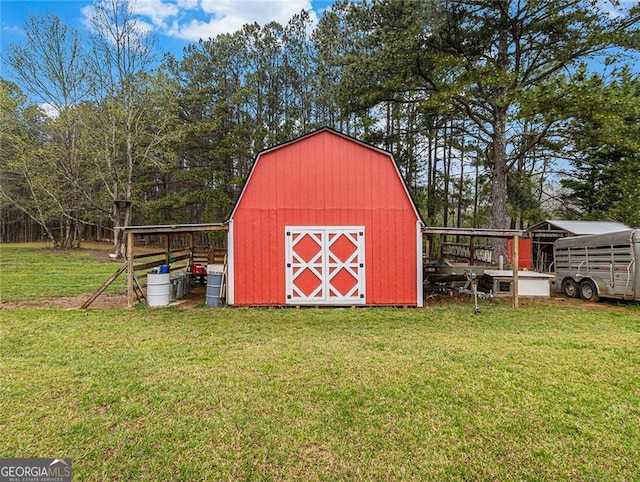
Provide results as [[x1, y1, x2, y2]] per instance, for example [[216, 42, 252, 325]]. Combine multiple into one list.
[[579, 279, 599, 302], [562, 279, 579, 298]]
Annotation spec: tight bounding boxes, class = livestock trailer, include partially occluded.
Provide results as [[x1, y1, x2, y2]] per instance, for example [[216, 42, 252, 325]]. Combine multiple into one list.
[[553, 229, 640, 302]]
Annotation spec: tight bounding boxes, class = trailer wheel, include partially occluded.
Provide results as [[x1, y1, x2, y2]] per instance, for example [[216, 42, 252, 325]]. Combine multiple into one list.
[[562, 279, 579, 298], [579, 279, 599, 302]]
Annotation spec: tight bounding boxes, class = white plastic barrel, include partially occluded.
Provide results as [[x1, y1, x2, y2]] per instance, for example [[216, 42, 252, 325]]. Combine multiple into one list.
[[147, 273, 171, 307]]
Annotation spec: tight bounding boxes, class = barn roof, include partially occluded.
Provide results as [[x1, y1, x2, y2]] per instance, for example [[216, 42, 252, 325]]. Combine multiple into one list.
[[229, 126, 424, 224], [526, 219, 630, 236]]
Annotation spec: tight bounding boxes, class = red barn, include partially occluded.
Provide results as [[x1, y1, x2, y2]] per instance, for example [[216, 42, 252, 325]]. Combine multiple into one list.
[[227, 128, 424, 307]]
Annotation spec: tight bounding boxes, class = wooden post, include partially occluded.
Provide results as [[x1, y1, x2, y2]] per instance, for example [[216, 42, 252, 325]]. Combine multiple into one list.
[[189, 233, 194, 270], [127, 231, 134, 309], [512, 235, 520, 308], [469, 237, 475, 264], [425, 238, 431, 262], [164, 234, 170, 265]]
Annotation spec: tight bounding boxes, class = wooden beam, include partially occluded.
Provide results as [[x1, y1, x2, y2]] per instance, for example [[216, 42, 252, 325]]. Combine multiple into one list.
[[134, 259, 172, 273], [164, 234, 169, 265], [127, 231, 134, 309], [80, 263, 127, 309], [133, 273, 145, 302], [423, 227, 525, 238], [119, 223, 228, 235], [133, 255, 191, 273], [189, 233, 194, 270], [132, 250, 167, 260]]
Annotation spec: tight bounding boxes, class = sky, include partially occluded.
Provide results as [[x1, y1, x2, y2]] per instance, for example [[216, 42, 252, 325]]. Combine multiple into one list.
[[3, 1, 638, 65], [1, 0, 336, 60]]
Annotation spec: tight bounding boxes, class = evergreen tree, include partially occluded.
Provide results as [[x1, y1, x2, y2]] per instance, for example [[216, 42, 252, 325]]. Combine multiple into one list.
[[336, 0, 640, 256], [559, 70, 640, 226]]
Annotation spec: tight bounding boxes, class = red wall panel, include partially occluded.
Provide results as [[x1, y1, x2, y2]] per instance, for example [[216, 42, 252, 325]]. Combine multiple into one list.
[[232, 130, 420, 305], [506, 238, 532, 270]]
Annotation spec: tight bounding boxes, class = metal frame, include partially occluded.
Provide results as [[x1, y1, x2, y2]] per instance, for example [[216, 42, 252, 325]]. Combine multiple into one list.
[[422, 227, 524, 308]]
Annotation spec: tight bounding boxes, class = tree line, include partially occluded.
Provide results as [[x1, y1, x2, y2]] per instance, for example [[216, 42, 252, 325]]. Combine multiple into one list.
[[1, 0, 639, 258]]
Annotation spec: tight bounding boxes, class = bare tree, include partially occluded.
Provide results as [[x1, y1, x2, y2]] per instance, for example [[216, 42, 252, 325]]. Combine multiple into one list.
[[88, 0, 157, 258], [4, 14, 92, 247]]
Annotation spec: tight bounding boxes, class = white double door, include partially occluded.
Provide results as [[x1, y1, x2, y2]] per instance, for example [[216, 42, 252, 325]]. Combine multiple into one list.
[[285, 226, 365, 305]]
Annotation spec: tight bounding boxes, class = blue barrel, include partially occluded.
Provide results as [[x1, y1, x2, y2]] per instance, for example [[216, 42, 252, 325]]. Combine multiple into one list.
[[206, 274, 223, 307]]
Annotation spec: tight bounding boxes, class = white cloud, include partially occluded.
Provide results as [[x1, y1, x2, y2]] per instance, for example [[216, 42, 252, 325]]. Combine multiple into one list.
[[80, 4, 95, 27], [129, 0, 317, 42], [40, 103, 60, 119], [597, 0, 636, 18], [81, 4, 154, 39], [177, 0, 198, 8], [167, 16, 246, 41], [80, 0, 319, 44], [2, 23, 24, 37], [129, 0, 179, 28]]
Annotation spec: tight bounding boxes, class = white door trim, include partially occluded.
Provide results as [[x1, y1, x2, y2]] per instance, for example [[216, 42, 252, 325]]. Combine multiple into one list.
[[227, 220, 235, 305], [286, 226, 365, 305]]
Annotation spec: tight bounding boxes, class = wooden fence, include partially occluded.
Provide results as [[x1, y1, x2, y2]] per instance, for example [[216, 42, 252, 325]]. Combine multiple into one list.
[[441, 242, 494, 264]]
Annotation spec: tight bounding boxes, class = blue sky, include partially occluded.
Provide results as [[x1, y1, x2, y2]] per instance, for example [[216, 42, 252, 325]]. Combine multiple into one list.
[[1, 0, 336, 60], [3, 1, 637, 63]]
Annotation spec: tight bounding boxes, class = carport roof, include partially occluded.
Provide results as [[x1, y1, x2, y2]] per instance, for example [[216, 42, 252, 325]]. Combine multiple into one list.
[[526, 220, 630, 236], [118, 223, 227, 235]]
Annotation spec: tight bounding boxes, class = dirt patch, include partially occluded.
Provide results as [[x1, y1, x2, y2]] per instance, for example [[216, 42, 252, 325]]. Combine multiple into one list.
[[1, 293, 128, 309], [2, 284, 631, 311], [1, 285, 209, 310], [422, 287, 624, 310]]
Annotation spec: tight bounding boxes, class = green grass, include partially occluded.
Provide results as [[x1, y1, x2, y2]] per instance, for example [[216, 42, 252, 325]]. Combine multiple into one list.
[[1, 243, 639, 480], [1, 305, 639, 481], [0, 242, 128, 302]]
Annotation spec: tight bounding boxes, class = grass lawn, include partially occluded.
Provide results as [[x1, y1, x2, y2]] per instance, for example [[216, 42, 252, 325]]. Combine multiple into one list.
[[0, 242, 128, 303], [1, 305, 639, 480], [0, 243, 639, 480]]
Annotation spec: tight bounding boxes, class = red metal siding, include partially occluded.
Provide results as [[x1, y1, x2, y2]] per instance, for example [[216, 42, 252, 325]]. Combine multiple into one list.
[[232, 130, 419, 305], [506, 237, 532, 270]]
